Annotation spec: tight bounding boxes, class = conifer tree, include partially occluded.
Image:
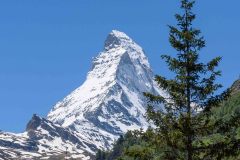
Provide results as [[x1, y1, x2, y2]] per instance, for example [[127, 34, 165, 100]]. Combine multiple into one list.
[[98, 1, 240, 159], [144, 0, 231, 159], [96, 149, 107, 160]]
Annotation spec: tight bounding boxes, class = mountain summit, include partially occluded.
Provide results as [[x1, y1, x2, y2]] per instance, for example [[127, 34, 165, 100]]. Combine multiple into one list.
[[0, 30, 164, 159], [104, 30, 134, 50], [47, 30, 163, 150]]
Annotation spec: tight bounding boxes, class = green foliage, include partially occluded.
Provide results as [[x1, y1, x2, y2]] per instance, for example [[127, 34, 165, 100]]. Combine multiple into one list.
[[103, 92, 240, 160], [204, 92, 240, 159], [96, 0, 240, 159], [98, 129, 165, 160], [213, 92, 240, 118], [95, 132, 144, 160], [96, 149, 107, 160], [143, 0, 231, 159]]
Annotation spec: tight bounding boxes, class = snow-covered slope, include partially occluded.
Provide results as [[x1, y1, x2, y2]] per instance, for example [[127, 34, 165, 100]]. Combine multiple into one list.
[[0, 115, 93, 160], [0, 30, 164, 159], [47, 30, 164, 150]]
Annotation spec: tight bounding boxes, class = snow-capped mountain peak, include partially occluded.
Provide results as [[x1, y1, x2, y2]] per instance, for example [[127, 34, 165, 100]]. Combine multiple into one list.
[[47, 30, 163, 151], [104, 30, 133, 50], [103, 30, 150, 68], [0, 30, 164, 160]]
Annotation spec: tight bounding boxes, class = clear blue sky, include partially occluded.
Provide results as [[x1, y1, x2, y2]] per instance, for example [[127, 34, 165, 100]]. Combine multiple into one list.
[[0, 0, 240, 133]]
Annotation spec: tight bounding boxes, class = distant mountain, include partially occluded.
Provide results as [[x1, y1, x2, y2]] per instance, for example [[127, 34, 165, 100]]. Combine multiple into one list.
[[0, 30, 164, 159]]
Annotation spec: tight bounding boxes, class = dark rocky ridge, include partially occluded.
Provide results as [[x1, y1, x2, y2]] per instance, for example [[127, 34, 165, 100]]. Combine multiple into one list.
[[231, 79, 240, 95], [0, 114, 95, 159]]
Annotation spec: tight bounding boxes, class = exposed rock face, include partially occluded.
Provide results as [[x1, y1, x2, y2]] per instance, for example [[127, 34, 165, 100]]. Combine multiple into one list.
[[231, 79, 240, 95], [0, 30, 164, 159], [26, 114, 42, 131]]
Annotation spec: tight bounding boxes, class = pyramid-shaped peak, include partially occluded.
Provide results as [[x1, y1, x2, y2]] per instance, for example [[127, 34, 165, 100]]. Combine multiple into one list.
[[110, 30, 131, 39], [104, 30, 133, 50], [91, 30, 150, 71]]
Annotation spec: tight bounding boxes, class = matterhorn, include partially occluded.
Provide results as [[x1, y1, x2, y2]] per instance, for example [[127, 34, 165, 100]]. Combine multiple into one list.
[[0, 30, 164, 160]]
